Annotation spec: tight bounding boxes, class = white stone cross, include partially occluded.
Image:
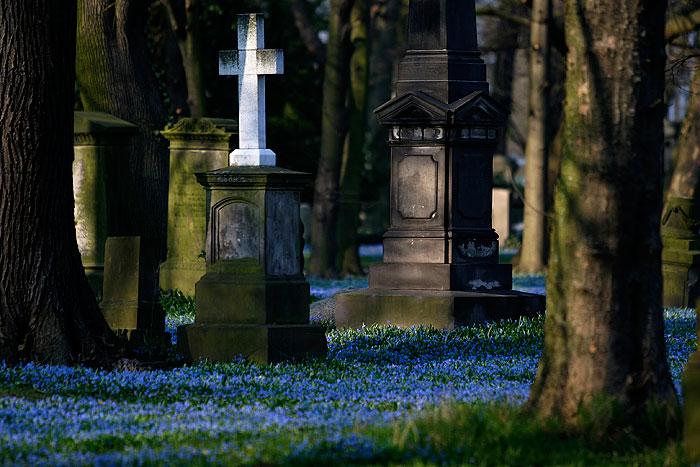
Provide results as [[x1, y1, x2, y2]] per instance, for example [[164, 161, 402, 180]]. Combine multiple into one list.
[[219, 13, 283, 166]]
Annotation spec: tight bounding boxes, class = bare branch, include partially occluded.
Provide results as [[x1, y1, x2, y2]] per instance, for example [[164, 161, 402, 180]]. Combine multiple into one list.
[[290, 0, 326, 64]]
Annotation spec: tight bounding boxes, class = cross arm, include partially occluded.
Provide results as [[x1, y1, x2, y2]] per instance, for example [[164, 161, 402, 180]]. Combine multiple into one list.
[[219, 50, 284, 76]]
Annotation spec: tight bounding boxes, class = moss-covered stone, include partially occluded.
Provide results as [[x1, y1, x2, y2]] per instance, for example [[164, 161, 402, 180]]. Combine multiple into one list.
[[662, 196, 700, 308], [159, 118, 237, 295], [100, 237, 168, 345], [177, 166, 327, 364], [73, 111, 137, 297]]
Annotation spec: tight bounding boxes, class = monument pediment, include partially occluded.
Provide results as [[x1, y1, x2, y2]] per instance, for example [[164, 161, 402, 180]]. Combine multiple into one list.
[[450, 91, 509, 125], [375, 91, 449, 125]]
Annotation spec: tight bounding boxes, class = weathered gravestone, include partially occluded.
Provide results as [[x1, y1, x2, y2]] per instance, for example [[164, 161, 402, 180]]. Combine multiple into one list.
[[159, 118, 238, 296], [73, 111, 137, 296], [661, 196, 700, 308], [177, 13, 327, 364], [335, 0, 545, 328], [682, 301, 700, 462], [100, 237, 168, 346]]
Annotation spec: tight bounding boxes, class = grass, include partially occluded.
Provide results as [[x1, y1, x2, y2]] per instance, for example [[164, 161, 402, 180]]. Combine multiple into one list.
[[0, 275, 696, 465]]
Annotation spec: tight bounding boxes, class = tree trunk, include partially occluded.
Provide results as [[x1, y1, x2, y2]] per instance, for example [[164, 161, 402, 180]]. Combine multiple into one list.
[[310, 0, 355, 278], [527, 0, 678, 422], [517, 0, 551, 274], [76, 0, 170, 260], [665, 68, 700, 200], [0, 0, 120, 365], [162, 0, 207, 116], [336, 0, 370, 277]]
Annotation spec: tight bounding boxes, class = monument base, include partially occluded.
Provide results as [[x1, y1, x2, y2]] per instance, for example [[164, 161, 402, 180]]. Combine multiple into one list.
[[369, 262, 512, 291], [177, 323, 327, 364], [159, 260, 205, 297], [683, 353, 700, 462], [195, 273, 310, 325], [335, 288, 545, 329]]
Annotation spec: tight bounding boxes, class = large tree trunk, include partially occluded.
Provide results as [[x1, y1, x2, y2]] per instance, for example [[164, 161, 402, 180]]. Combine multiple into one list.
[[336, 0, 370, 277], [76, 0, 170, 261], [665, 68, 700, 200], [517, 0, 551, 274], [310, 0, 355, 278], [527, 0, 678, 422], [0, 0, 120, 365]]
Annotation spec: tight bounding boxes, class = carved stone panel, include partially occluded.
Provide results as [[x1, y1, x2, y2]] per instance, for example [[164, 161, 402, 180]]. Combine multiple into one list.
[[455, 152, 491, 222], [214, 200, 260, 262], [397, 154, 438, 220]]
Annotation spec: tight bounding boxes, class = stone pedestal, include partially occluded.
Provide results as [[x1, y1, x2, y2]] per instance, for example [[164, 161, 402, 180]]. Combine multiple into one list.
[[177, 167, 327, 364], [682, 302, 700, 462], [662, 196, 700, 308], [159, 118, 238, 296], [100, 237, 169, 346], [73, 112, 137, 296], [335, 0, 544, 329]]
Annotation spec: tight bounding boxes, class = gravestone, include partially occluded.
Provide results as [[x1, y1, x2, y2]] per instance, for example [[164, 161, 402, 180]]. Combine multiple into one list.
[[100, 237, 168, 346], [335, 0, 545, 329], [177, 13, 326, 364], [682, 301, 700, 462], [661, 196, 700, 308], [159, 117, 238, 296], [73, 112, 137, 296], [492, 188, 511, 247]]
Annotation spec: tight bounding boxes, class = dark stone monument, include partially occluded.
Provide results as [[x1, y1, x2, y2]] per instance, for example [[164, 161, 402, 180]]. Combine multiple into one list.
[[335, 0, 545, 329], [100, 236, 169, 346], [159, 118, 238, 296], [73, 111, 137, 296], [661, 196, 700, 308], [177, 14, 326, 364], [682, 301, 700, 462]]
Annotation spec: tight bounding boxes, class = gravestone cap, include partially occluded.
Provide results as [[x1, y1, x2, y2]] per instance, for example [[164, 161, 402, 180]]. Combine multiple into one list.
[[74, 111, 138, 146]]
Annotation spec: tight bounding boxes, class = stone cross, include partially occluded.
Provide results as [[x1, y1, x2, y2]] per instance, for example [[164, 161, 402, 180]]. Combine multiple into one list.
[[219, 13, 283, 166]]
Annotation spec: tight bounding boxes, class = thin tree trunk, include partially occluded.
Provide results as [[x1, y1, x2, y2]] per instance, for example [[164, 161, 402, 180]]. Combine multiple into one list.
[[527, 0, 678, 422], [162, 0, 207, 116], [310, 0, 355, 278], [517, 0, 551, 274], [665, 68, 700, 200], [76, 0, 170, 260], [336, 0, 370, 277], [0, 0, 120, 365]]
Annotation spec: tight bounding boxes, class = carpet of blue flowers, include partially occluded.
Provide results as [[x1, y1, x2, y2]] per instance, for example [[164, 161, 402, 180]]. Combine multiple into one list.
[[0, 274, 696, 465]]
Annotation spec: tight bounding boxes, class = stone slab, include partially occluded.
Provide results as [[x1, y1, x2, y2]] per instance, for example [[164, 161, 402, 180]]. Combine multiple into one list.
[[335, 288, 545, 329], [194, 273, 310, 325], [177, 323, 327, 364], [369, 262, 512, 291], [662, 261, 700, 308]]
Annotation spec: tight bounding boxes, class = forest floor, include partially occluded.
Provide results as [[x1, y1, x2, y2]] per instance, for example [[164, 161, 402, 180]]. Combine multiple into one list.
[[0, 249, 696, 465]]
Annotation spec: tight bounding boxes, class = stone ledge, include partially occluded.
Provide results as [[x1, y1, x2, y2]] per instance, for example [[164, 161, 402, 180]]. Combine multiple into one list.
[[178, 323, 327, 364], [335, 288, 545, 329]]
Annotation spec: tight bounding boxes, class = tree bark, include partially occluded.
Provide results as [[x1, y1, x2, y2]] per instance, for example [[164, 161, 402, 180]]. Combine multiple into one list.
[[0, 0, 120, 365], [336, 0, 370, 277], [527, 0, 678, 422], [517, 0, 551, 274], [76, 0, 170, 260], [310, 0, 355, 278], [665, 68, 700, 199]]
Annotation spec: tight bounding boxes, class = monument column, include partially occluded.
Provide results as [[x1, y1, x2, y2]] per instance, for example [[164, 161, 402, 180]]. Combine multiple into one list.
[[335, 0, 545, 328], [178, 14, 327, 364]]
